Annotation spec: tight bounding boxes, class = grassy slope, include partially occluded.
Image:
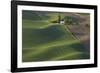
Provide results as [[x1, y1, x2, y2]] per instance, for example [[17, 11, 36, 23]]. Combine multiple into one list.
[[22, 12, 89, 62]]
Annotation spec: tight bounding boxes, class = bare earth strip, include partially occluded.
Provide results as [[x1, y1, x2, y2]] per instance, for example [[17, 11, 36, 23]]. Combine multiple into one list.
[[66, 14, 90, 52]]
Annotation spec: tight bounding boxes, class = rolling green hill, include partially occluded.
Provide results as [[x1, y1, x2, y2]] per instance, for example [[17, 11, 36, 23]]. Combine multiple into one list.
[[22, 11, 89, 62]]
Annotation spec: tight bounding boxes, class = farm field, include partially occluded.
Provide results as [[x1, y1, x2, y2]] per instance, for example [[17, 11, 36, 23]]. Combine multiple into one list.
[[22, 10, 90, 62]]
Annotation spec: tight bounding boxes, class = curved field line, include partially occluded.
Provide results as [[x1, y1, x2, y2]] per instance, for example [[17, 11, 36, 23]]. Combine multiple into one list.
[[50, 52, 83, 60], [23, 39, 78, 58]]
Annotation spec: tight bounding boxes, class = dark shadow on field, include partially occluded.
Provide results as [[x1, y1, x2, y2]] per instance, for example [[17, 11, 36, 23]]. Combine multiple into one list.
[[22, 10, 50, 20], [82, 39, 90, 52], [22, 25, 67, 48]]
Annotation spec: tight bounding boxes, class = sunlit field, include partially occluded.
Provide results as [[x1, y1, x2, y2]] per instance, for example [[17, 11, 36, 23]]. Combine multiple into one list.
[[22, 10, 90, 62]]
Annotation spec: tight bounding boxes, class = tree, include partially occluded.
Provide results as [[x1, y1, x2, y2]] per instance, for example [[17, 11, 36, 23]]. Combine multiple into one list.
[[58, 13, 61, 23]]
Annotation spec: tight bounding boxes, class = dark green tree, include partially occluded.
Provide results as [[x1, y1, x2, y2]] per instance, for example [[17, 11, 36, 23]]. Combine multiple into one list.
[[58, 13, 61, 23]]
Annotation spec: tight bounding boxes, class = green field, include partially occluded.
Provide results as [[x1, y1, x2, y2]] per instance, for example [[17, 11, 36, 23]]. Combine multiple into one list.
[[22, 10, 89, 62]]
